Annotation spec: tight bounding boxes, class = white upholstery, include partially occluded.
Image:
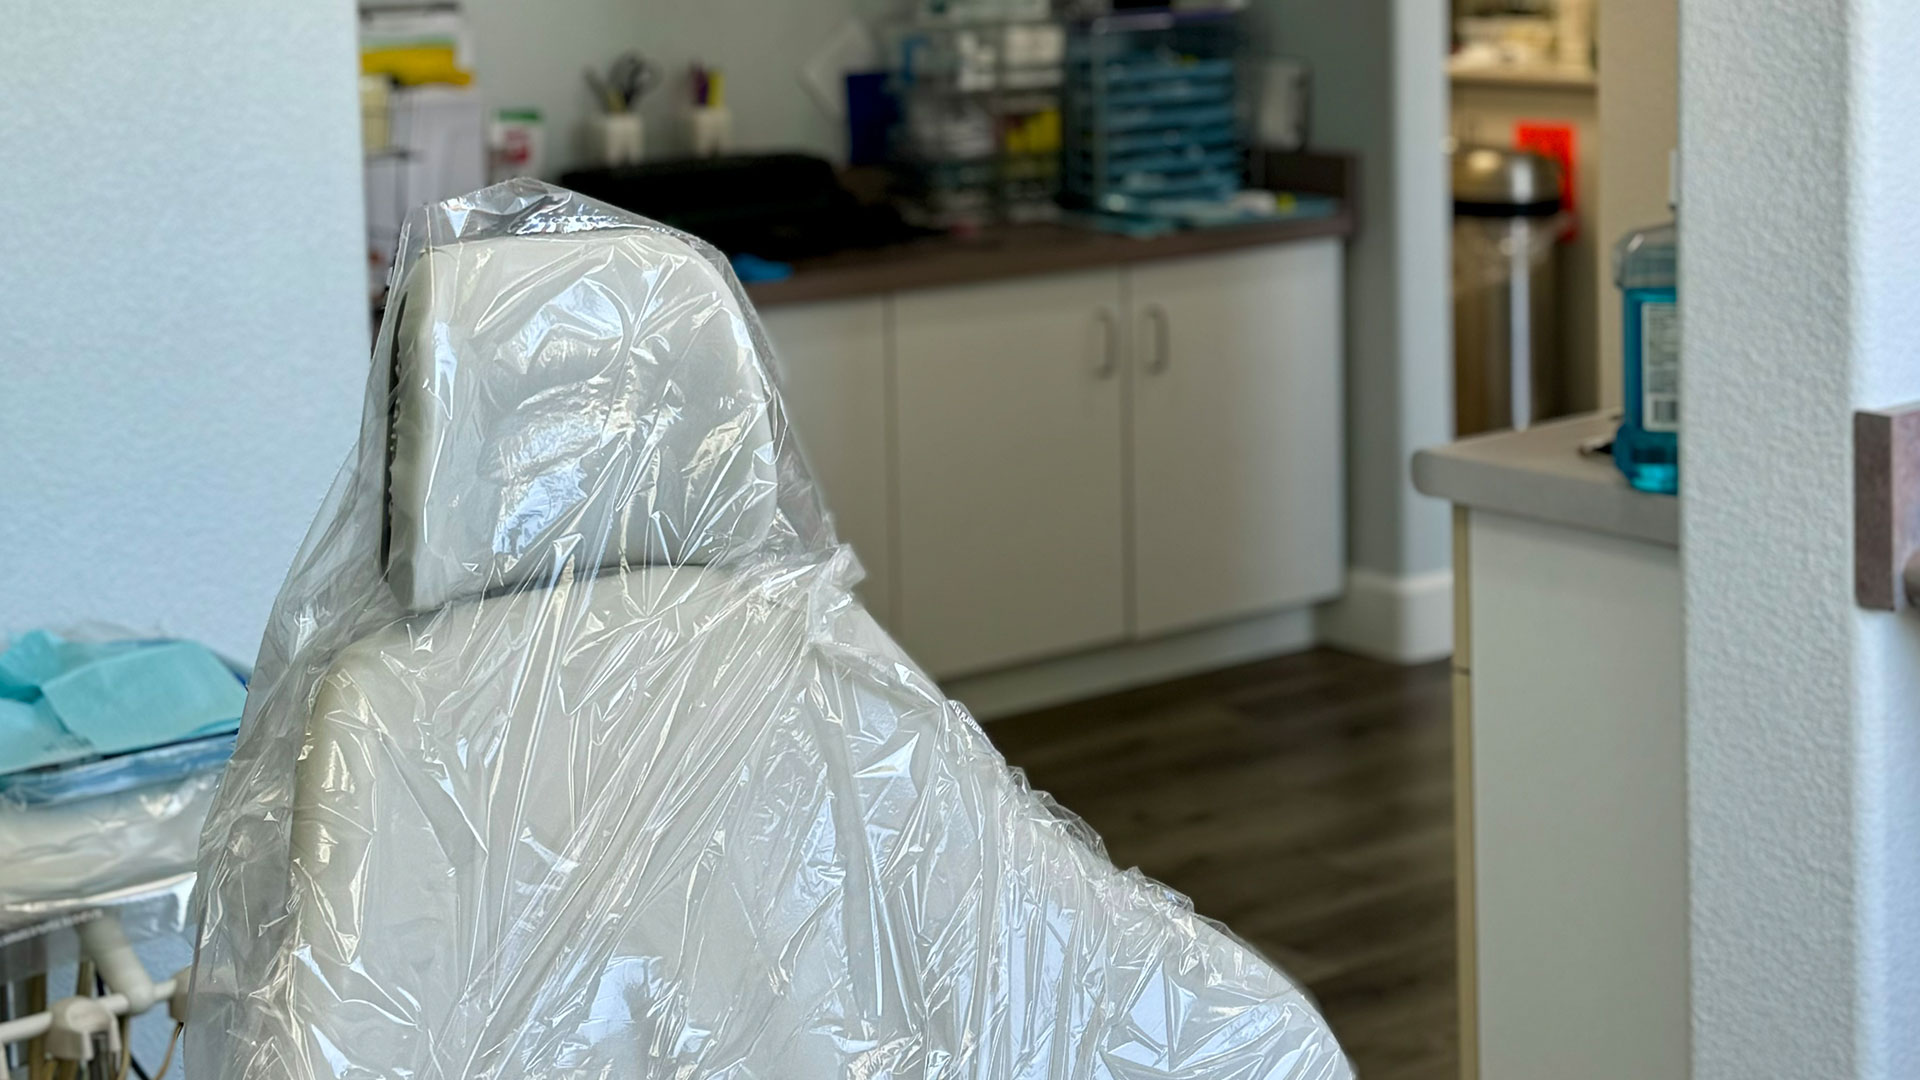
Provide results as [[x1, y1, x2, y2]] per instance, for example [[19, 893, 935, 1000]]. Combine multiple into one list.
[[0, 771, 214, 921], [385, 232, 781, 612], [256, 220, 1350, 1079], [288, 565, 1344, 1079]]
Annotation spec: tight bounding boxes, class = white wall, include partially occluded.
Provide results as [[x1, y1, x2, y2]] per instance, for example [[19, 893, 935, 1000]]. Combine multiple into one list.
[[1251, 0, 1455, 660], [462, 0, 865, 173], [0, 1, 368, 662], [1684, 0, 1920, 1075], [1594, 0, 1677, 409]]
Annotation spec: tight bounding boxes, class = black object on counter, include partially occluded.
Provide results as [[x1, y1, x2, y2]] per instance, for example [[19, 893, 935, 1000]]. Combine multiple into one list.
[[560, 154, 930, 262]]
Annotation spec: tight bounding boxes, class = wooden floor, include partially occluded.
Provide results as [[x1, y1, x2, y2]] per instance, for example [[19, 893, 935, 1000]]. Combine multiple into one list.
[[987, 648, 1456, 1080]]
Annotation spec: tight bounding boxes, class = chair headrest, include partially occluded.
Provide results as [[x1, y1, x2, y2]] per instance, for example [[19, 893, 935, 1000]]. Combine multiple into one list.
[[384, 230, 781, 611]]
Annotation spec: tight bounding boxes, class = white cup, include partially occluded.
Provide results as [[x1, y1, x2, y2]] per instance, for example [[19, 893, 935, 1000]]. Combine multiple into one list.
[[687, 106, 732, 158], [589, 112, 645, 167]]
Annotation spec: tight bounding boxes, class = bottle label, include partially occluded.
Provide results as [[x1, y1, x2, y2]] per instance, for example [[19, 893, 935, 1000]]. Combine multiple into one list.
[[1641, 300, 1680, 433]]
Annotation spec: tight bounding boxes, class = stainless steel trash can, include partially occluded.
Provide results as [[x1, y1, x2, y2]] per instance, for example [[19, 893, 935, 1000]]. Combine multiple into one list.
[[1452, 144, 1565, 435]]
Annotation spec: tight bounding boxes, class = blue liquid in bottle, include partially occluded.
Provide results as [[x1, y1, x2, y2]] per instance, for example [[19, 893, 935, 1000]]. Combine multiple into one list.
[[1613, 224, 1678, 494]]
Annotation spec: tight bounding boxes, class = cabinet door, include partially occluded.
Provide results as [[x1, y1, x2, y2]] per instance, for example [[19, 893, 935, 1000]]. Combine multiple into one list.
[[759, 298, 894, 623], [894, 270, 1127, 677], [1128, 241, 1345, 636]]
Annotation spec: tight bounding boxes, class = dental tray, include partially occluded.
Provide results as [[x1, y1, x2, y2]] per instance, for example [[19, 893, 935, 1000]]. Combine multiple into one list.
[[0, 731, 237, 807]]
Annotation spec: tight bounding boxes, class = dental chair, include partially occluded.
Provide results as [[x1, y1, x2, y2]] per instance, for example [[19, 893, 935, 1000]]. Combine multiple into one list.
[[188, 183, 1350, 1080]]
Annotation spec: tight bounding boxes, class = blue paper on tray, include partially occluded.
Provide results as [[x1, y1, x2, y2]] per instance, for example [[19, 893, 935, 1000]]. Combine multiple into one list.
[[0, 698, 94, 773], [0, 632, 244, 779], [39, 642, 245, 755], [0, 630, 141, 701]]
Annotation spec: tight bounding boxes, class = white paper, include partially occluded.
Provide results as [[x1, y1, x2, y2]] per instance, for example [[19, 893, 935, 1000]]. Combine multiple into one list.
[[800, 18, 881, 124]]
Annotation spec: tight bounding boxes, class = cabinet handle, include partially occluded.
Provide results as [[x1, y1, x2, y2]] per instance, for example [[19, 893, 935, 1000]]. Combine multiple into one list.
[[1092, 307, 1120, 379], [1142, 304, 1170, 375]]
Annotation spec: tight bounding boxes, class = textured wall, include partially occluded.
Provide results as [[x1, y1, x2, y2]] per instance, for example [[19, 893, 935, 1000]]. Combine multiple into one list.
[[1250, 0, 1452, 579], [0, 1, 368, 661], [462, 0, 866, 173], [1684, 0, 1920, 1075]]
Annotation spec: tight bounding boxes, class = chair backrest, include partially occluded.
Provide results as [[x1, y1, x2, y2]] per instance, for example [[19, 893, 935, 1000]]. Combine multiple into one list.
[[383, 230, 785, 611], [199, 190, 1349, 1080]]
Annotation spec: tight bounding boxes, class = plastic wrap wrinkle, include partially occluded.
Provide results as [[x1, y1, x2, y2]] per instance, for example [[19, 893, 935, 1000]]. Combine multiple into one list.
[[189, 179, 1351, 1080]]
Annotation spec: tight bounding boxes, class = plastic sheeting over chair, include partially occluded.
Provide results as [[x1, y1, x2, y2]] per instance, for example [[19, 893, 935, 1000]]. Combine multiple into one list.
[[188, 181, 1352, 1080]]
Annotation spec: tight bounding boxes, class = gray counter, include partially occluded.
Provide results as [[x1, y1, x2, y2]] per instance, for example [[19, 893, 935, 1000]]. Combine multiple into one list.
[[1412, 412, 1678, 548]]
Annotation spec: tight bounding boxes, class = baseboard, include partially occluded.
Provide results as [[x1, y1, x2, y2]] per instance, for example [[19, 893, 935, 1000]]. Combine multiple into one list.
[[950, 608, 1317, 721], [946, 572, 1449, 719], [1315, 567, 1454, 664]]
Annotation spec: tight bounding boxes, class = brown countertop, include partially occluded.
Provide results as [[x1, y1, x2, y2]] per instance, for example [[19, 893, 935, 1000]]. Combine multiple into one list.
[[744, 151, 1358, 307], [743, 210, 1354, 307]]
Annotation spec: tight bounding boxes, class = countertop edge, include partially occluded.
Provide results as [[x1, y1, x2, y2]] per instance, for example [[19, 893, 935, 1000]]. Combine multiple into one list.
[[1413, 417, 1680, 549], [746, 211, 1353, 308]]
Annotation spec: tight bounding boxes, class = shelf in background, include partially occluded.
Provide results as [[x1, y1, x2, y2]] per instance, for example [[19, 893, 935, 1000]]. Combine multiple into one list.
[[1448, 58, 1596, 92]]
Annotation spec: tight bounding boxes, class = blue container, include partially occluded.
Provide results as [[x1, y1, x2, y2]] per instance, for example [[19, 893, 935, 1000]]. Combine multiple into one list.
[[1613, 222, 1679, 494], [844, 71, 896, 168]]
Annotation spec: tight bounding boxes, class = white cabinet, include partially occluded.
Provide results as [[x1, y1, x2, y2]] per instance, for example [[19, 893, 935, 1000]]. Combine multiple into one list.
[[1128, 242, 1345, 635], [893, 270, 1129, 676], [1415, 415, 1688, 1080], [759, 298, 894, 622], [1463, 509, 1686, 1080], [756, 241, 1346, 683]]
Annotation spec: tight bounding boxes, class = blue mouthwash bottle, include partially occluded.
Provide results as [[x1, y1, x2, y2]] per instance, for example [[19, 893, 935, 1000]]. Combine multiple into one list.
[[1613, 221, 1678, 494]]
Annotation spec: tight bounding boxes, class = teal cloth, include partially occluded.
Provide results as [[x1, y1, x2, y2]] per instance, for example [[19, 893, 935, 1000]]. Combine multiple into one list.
[[0, 697, 94, 772], [0, 630, 142, 701], [0, 632, 245, 776], [38, 642, 245, 757]]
